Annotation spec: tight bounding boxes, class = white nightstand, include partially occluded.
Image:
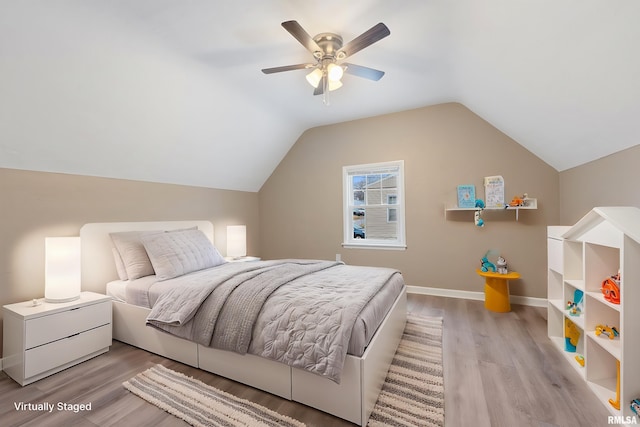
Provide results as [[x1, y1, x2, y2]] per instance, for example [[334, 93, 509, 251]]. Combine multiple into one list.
[[225, 256, 261, 262], [2, 291, 112, 386]]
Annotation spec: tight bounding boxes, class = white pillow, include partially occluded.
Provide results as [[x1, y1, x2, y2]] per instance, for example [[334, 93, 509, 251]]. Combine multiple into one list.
[[112, 247, 129, 281], [142, 229, 225, 281], [110, 230, 162, 280]]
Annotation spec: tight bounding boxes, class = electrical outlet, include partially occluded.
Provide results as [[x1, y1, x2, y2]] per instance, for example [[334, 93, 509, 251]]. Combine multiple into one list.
[[336, 253, 342, 262]]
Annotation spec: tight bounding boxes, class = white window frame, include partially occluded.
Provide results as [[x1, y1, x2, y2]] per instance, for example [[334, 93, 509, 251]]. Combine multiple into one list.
[[386, 194, 398, 223], [387, 207, 398, 223], [342, 160, 406, 250]]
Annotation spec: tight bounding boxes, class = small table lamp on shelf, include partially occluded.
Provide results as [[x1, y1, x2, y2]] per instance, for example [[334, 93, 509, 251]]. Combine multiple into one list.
[[45, 237, 81, 303], [226, 225, 247, 260]]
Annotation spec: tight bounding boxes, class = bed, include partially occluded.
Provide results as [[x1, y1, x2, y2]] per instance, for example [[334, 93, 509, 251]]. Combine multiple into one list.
[[80, 221, 407, 426]]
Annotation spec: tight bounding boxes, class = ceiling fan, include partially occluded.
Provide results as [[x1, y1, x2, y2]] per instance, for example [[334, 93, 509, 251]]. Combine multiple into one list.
[[262, 21, 390, 103]]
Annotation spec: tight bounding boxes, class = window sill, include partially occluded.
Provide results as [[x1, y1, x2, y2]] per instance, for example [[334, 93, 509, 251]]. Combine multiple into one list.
[[342, 242, 407, 250]]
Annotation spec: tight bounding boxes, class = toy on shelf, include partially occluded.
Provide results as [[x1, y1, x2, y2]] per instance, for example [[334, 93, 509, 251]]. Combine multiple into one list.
[[508, 194, 526, 207], [566, 289, 584, 317], [496, 256, 508, 274], [566, 303, 581, 316], [480, 256, 495, 272], [564, 318, 581, 352], [480, 249, 500, 272], [595, 325, 619, 340], [602, 272, 621, 304], [610, 360, 621, 410], [575, 355, 585, 367], [631, 399, 640, 417], [507, 193, 533, 208], [474, 199, 485, 227]]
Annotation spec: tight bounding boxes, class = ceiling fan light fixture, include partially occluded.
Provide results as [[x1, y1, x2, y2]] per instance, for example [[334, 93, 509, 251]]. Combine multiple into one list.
[[305, 68, 323, 88], [327, 63, 344, 82], [328, 80, 343, 91]]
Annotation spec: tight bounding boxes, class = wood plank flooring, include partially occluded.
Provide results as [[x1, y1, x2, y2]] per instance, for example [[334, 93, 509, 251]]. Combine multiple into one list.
[[0, 294, 613, 427]]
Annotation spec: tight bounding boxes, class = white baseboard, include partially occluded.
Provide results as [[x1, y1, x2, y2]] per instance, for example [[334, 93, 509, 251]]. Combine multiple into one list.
[[406, 285, 547, 308]]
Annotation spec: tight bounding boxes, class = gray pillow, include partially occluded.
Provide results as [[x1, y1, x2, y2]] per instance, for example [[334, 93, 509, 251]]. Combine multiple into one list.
[[142, 229, 225, 281], [110, 230, 162, 280]]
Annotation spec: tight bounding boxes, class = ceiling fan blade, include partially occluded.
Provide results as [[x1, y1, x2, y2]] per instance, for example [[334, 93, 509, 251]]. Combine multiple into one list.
[[261, 63, 315, 74], [337, 23, 390, 59], [343, 63, 385, 81], [281, 20, 322, 55]]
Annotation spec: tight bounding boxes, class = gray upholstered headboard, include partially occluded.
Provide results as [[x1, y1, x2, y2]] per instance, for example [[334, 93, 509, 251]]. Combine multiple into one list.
[[79, 220, 214, 293]]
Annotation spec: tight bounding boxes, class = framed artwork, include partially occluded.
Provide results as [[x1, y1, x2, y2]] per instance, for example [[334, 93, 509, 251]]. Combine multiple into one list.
[[484, 176, 505, 208], [457, 185, 476, 208]]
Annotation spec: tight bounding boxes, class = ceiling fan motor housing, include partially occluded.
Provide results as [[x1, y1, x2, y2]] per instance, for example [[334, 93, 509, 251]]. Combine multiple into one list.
[[313, 33, 344, 60]]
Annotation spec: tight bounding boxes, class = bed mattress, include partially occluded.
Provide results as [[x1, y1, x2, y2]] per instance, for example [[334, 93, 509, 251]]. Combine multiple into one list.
[[106, 261, 404, 357]]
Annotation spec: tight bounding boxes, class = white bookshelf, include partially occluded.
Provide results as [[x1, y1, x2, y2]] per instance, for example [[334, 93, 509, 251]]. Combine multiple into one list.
[[547, 208, 640, 420]]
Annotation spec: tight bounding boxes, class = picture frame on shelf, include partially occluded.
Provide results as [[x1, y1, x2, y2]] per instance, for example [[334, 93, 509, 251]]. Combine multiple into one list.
[[457, 185, 476, 208], [484, 175, 504, 208]]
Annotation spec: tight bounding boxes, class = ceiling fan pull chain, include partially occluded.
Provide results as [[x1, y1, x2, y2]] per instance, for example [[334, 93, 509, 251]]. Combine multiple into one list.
[[323, 74, 330, 106]]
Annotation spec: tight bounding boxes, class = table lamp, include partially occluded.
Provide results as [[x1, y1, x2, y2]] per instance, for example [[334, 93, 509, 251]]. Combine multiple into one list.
[[45, 237, 81, 303], [227, 225, 247, 259]]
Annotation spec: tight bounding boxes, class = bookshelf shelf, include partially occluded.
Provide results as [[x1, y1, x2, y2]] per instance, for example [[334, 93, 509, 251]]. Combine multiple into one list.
[[547, 208, 640, 420]]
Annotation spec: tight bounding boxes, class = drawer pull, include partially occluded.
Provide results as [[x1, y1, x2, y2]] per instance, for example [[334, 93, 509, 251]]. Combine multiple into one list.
[[67, 333, 80, 339]]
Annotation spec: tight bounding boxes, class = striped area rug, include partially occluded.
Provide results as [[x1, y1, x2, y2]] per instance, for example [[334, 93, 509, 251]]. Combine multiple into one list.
[[124, 313, 444, 427], [123, 364, 305, 427], [367, 314, 444, 427]]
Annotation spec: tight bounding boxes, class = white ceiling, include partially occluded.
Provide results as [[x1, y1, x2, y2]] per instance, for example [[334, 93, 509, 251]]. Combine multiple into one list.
[[1, 1, 639, 192]]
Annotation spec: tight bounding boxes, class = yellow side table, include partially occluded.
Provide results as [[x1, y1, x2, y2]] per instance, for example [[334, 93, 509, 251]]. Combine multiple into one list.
[[475, 269, 521, 312]]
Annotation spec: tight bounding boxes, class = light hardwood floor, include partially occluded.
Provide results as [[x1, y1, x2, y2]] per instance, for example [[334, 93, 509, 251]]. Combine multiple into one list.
[[0, 294, 614, 427]]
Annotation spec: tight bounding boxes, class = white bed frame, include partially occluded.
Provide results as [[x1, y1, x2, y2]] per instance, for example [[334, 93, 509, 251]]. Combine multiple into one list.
[[80, 221, 407, 426]]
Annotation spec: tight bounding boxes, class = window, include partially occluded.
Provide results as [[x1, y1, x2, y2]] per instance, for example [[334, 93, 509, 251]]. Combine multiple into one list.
[[387, 195, 398, 223], [343, 160, 406, 249]]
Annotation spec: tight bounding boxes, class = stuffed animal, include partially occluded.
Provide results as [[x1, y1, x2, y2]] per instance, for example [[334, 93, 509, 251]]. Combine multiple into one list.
[[508, 193, 529, 207], [474, 199, 485, 227], [480, 255, 496, 272], [602, 272, 621, 304], [496, 256, 508, 274]]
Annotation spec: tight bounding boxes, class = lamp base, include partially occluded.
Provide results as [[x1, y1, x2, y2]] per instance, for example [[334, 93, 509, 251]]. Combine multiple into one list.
[[45, 295, 81, 303]]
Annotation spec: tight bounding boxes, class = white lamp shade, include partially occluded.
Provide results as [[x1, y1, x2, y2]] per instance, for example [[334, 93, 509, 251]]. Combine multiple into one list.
[[45, 237, 81, 303], [306, 67, 344, 91], [327, 63, 344, 82], [328, 80, 343, 91], [305, 68, 323, 88], [227, 225, 247, 258]]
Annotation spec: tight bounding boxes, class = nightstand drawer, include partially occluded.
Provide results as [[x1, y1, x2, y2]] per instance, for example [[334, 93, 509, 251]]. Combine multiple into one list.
[[24, 324, 111, 379], [25, 301, 111, 349]]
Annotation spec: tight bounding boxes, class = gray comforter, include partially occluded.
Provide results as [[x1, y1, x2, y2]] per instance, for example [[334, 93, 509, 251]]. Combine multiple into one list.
[[146, 259, 400, 382]]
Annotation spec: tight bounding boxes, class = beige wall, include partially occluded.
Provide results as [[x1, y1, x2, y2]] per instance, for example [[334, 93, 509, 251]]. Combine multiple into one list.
[[259, 103, 560, 299], [0, 168, 259, 354], [560, 144, 640, 225]]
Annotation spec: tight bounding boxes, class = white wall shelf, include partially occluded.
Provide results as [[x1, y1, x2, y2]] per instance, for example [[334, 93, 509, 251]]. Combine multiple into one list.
[[445, 198, 537, 221], [547, 208, 640, 420]]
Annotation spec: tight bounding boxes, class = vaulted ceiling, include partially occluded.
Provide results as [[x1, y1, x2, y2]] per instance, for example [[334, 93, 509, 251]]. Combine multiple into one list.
[[1, 1, 639, 191]]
